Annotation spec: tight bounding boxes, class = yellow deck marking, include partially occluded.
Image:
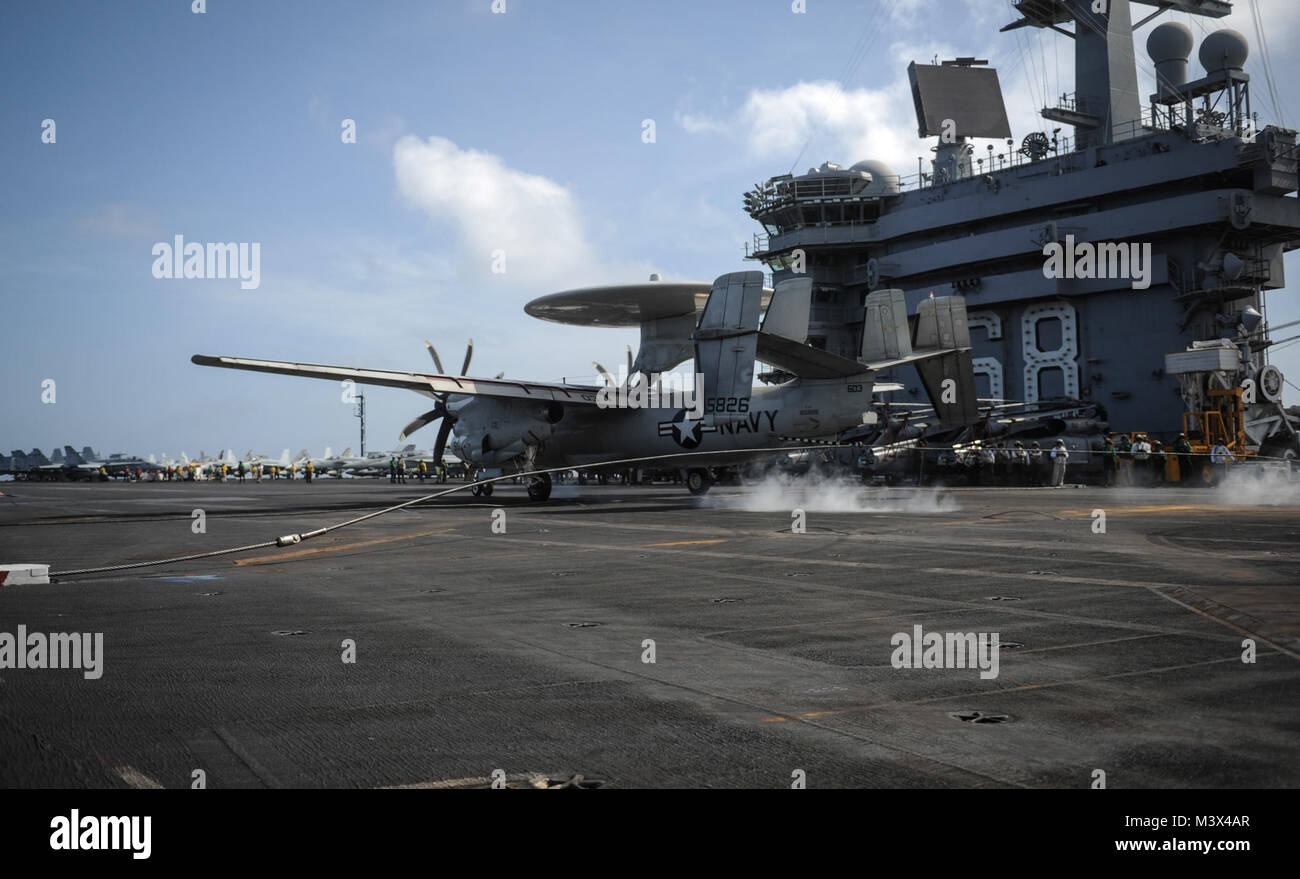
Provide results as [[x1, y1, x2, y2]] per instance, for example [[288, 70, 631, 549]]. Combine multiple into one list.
[[645, 539, 728, 547], [1061, 503, 1293, 516], [235, 528, 454, 565], [114, 765, 163, 789]]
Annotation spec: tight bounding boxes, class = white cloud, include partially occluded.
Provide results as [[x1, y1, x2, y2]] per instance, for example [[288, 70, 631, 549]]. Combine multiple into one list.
[[678, 30, 1082, 180], [677, 112, 728, 135], [394, 134, 642, 290], [735, 80, 915, 170], [386, 134, 671, 382]]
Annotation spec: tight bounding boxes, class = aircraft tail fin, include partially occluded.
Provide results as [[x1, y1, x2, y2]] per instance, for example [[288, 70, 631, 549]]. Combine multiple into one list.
[[694, 271, 764, 422], [860, 289, 913, 363], [341, 447, 352, 458], [322, 446, 332, 460], [760, 276, 811, 343], [277, 449, 290, 468], [911, 295, 978, 429]]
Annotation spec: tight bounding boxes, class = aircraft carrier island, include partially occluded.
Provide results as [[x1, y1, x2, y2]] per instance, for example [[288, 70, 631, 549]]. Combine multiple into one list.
[[744, 0, 1300, 464]]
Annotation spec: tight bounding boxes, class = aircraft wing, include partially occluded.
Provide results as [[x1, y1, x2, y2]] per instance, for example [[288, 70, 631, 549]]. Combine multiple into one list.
[[192, 355, 604, 405]]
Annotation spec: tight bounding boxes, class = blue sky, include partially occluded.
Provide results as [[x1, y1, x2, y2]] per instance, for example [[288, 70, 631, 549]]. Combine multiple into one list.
[[3, 0, 1299, 458]]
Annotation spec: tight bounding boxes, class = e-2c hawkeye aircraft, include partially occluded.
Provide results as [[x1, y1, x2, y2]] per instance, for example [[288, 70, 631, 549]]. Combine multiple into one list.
[[193, 271, 977, 500]]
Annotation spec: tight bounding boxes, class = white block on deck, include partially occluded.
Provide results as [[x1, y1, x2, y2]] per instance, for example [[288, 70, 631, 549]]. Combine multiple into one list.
[[0, 564, 50, 585], [1165, 348, 1239, 374]]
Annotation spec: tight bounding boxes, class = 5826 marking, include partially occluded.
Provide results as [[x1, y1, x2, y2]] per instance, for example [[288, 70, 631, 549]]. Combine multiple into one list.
[[704, 396, 750, 414]]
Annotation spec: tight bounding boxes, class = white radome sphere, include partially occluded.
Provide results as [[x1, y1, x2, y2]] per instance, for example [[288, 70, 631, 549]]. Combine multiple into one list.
[[1199, 28, 1249, 74], [1147, 21, 1193, 64]]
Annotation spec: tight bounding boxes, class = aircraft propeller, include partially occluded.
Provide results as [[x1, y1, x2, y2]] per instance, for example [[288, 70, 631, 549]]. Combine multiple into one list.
[[594, 345, 636, 389], [399, 339, 477, 466]]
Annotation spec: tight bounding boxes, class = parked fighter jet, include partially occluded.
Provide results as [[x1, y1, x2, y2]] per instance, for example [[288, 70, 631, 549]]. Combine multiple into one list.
[[194, 272, 977, 500], [309, 447, 356, 476], [241, 449, 292, 473], [344, 445, 418, 477], [31, 447, 100, 480], [94, 450, 165, 478]]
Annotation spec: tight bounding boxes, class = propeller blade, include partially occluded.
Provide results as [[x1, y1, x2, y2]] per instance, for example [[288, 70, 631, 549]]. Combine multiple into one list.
[[460, 339, 474, 376], [399, 404, 446, 441], [424, 340, 445, 375], [593, 361, 614, 386], [433, 417, 454, 465]]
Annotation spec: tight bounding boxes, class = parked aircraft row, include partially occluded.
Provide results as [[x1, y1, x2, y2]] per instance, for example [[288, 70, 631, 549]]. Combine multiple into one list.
[[0, 446, 464, 480]]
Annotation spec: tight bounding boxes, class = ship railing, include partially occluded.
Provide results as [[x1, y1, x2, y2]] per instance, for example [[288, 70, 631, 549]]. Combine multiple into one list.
[[748, 220, 889, 254], [745, 115, 1182, 250], [1053, 92, 1079, 113]]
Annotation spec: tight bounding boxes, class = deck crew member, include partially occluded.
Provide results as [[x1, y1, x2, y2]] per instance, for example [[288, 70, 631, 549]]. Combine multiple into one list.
[[1050, 440, 1069, 487], [1116, 434, 1133, 485], [1102, 437, 1117, 487], [1131, 434, 1152, 486], [1210, 442, 1234, 483], [1173, 434, 1194, 483]]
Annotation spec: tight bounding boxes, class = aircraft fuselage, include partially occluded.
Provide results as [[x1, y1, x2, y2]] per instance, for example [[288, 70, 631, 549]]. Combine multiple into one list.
[[447, 375, 875, 472]]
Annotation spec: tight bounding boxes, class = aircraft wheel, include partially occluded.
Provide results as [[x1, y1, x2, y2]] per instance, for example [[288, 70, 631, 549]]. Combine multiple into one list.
[[527, 473, 552, 502], [471, 482, 494, 497], [686, 468, 712, 495]]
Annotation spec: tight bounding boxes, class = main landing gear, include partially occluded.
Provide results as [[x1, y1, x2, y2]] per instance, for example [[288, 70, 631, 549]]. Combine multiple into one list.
[[685, 468, 713, 496], [527, 472, 553, 502]]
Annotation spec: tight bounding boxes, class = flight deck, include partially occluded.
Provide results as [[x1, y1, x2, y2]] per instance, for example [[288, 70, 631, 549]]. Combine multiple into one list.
[[0, 480, 1295, 788]]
